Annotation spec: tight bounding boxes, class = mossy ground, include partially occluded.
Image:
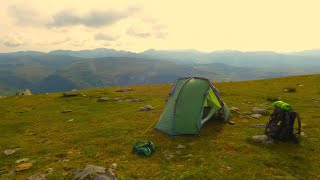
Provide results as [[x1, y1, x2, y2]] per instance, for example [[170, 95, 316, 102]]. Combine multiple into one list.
[[0, 75, 319, 179]]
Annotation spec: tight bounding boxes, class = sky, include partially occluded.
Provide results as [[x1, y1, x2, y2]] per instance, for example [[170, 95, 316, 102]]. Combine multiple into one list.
[[1, 0, 320, 53]]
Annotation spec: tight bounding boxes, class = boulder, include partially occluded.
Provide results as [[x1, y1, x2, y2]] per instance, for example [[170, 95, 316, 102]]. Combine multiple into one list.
[[97, 97, 109, 102], [230, 107, 239, 113], [16, 163, 33, 171], [312, 98, 320, 103], [4, 148, 20, 155], [15, 158, 29, 164], [251, 114, 262, 119], [243, 111, 252, 115], [74, 165, 105, 179], [139, 105, 155, 111], [62, 110, 72, 113], [251, 124, 266, 128], [116, 88, 133, 92], [63, 92, 79, 97], [252, 107, 268, 115], [176, 144, 186, 149], [252, 135, 273, 143]]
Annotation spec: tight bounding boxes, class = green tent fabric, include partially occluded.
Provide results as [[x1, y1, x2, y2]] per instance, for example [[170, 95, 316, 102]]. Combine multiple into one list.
[[155, 77, 229, 136]]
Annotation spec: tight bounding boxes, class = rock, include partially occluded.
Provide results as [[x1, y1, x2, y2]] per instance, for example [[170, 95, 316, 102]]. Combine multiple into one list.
[[183, 154, 193, 158], [109, 163, 117, 173], [16, 163, 33, 171], [74, 165, 106, 179], [176, 144, 186, 149], [297, 84, 304, 87], [4, 148, 20, 155], [68, 119, 74, 122], [125, 99, 144, 102], [251, 114, 262, 119], [243, 111, 252, 115], [28, 168, 53, 180], [252, 135, 273, 143], [252, 107, 268, 115], [28, 173, 46, 180], [62, 110, 72, 113], [283, 89, 289, 92], [164, 154, 173, 159], [312, 98, 320, 103], [98, 97, 109, 102], [139, 105, 155, 111], [15, 158, 29, 164], [242, 119, 249, 123], [230, 107, 239, 113], [94, 175, 111, 180], [116, 88, 133, 92], [227, 121, 235, 125], [63, 92, 79, 97], [251, 124, 266, 128], [113, 98, 121, 101]]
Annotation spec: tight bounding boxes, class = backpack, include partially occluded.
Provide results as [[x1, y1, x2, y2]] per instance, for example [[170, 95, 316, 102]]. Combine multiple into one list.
[[265, 101, 301, 142]]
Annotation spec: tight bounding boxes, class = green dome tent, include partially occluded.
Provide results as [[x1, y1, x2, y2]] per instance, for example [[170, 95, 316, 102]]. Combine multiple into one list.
[[155, 77, 230, 136]]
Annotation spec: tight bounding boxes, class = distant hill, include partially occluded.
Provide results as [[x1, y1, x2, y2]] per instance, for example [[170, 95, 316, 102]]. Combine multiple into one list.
[[0, 48, 319, 95]]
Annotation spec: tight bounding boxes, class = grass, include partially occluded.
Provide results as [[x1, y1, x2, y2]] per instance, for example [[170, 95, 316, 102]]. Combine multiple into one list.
[[0, 74, 319, 179]]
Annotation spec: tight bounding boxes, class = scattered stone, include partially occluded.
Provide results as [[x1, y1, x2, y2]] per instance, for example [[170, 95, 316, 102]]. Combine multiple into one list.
[[251, 124, 266, 128], [220, 165, 232, 172], [109, 163, 117, 171], [252, 107, 268, 115], [113, 98, 121, 101], [28, 168, 53, 180], [164, 154, 173, 159], [94, 175, 111, 180], [183, 154, 193, 158], [252, 135, 273, 143], [230, 107, 239, 113], [139, 105, 155, 111], [16, 163, 33, 171], [74, 165, 106, 179], [68, 119, 74, 122], [227, 121, 235, 125], [251, 114, 262, 119], [62, 110, 72, 113], [63, 92, 79, 97], [242, 119, 249, 123], [116, 88, 133, 92], [312, 98, 320, 103], [15, 158, 29, 164], [176, 144, 186, 149], [297, 84, 304, 87], [125, 99, 144, 102], [300, 132, 307, 137], [28, 173, 46, 180], [283, 89, 289, 92], [97, 97, 109, 102], [3, 148, 20, 155], [243, 111, 252, 115]]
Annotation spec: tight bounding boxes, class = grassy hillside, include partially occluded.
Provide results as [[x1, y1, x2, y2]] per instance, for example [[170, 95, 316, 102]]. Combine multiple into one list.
[[0, 75, 319, 179]]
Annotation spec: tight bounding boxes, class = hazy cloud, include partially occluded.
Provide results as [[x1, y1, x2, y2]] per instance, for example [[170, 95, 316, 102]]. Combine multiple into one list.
[[49, 7, 140, 28], [8, 5, 45, 26], [1, 34, 25, 47], [50, 37, 72, 45], [126, 27, 167, 39], [94, 33, 119, 41]]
